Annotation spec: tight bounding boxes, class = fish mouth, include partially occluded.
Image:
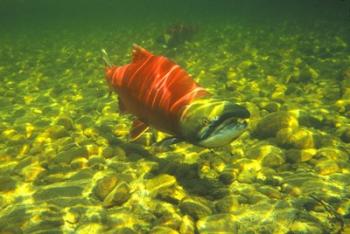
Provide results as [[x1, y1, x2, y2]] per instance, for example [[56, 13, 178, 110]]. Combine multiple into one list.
[[198, 110, 249, 148]]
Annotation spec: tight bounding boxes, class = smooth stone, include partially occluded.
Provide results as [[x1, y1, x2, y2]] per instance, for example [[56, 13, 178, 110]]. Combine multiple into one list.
[[337, 199, 350, 217], [315, 160, 340, 175], [88, 156, 106, 168], [0, 176, 17, 192], [340, 128, 350, 143], [219, 166, 237, 185], [103, 182, 130, 207], [93, 174, 119, 201], [253, 111, 298, 138], [146, 174, 177, 196], [150, 226, 179, 234], [76, 223, 104, 234], [34, 185, 84, 201], [215, 195, 240, 213], [237, 168, 257, 183], [0, 226, 23, 234], [70, 157, 88, 169], [55, 116, 74, 130], [256, 186, 281, 199], [197, 214, 238, 233], [289, 66, 319, 83], [276, 127, 314, 149], [154, 202, 182, 229], [106, 227, 137, 234], [46, 126, 69, 139], [0, 206, 27, 229], [263, 102, 281, 112], [113, 146, 127, 160], [179, 215, 195, 234], [285, 149, 317, 163], [101, 147, 114, 158], [179, 197, 212, 220], [54, 147, 88, 164], [289, 220, 323, 234], [315, 148, 348, 161], [261, 150, 286, 168], [69, 168, 95, 181], [297, 111, 324, 129], [23, 218, 64, 233], [6, 134, 26, 146], [50, 197, 90, 208], [156, 185, 187, 204]]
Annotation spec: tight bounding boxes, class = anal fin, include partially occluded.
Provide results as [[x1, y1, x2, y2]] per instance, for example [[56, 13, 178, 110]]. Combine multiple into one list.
[[130, 119, 149, 141]]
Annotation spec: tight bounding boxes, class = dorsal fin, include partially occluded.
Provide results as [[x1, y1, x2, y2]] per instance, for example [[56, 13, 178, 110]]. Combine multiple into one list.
[[132, 44, 153, 63]]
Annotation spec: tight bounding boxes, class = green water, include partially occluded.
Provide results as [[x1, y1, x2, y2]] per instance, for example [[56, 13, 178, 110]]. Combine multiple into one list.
[[1, 0, 350, 233]]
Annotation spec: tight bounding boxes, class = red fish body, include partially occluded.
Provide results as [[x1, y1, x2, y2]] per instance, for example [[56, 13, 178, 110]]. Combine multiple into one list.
[[105, 45, 208, 138], [104, 45, 249, 147]]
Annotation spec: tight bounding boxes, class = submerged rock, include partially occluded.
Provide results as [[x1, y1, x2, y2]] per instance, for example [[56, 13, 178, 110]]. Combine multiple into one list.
[[0, 176, 17, 192], [34, 185, 84, 201], [179, 215, 195, 234], [276, 127, 315, 149], [253, 111, 298, 139], [340, 128, 350, 143], [150, 226, 179, 234], [197, 214, 238, 233], [261, 151, 285, 168], [93, 174, 119, 201], [146, 174, 177, 196], [103, 181, 131, 207], [179, 197, 212, 220], [315, 160, 340, 175]]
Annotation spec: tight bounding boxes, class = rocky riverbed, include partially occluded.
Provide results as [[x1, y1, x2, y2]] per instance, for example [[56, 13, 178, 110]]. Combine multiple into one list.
[[0, 20, 350, 233]]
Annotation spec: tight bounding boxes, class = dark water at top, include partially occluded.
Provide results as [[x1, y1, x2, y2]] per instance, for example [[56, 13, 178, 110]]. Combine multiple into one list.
[[1, 0, 349, 31]]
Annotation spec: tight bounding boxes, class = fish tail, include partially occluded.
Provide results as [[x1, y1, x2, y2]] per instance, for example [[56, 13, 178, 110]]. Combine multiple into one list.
[[101, 49, 112, 67]]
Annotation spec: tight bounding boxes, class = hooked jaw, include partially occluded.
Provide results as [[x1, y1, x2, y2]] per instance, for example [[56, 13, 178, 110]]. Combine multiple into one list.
[[178, 100, 250, 148], [197, 104, 250, 147]]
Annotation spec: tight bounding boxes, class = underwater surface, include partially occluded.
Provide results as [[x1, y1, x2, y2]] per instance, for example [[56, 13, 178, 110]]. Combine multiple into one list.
[[1, 0, 350, 233]]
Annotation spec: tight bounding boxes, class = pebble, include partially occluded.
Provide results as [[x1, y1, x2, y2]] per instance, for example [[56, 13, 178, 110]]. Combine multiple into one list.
[[315, 147, 348, 161], [179, 197, 212, 220], [285, 149, 317, 163], [103, 181, 131, 207], [76, 223, 104, 234], [179, 215, 195, 234], [46, 125, 69, 139], [93, 174, 119, 201], [315, 160, 340, 175], [253, 111, 298, 138], [340, 128, 350, 143], [150, 226, 179, 234], [54, 146, 88, 164], [33, 185, 84, 201], [261, 150, 286, 168], [215, 195, 240, 213], [197, 214, 238, 233], [276, 127, 315, 149], [55, 115, 74, 130], [0, 176, 16, 192], [146, 174, 177, 196]]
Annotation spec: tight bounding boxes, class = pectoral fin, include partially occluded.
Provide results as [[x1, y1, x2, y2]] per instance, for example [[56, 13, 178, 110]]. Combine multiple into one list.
[[155, 137, 183, 148], [118, 97, 127, 114], [130, 119, 149, 141]]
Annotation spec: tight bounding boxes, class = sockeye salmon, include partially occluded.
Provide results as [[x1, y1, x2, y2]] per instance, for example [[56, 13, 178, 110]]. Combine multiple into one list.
[[103, 44, 250, 148]]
